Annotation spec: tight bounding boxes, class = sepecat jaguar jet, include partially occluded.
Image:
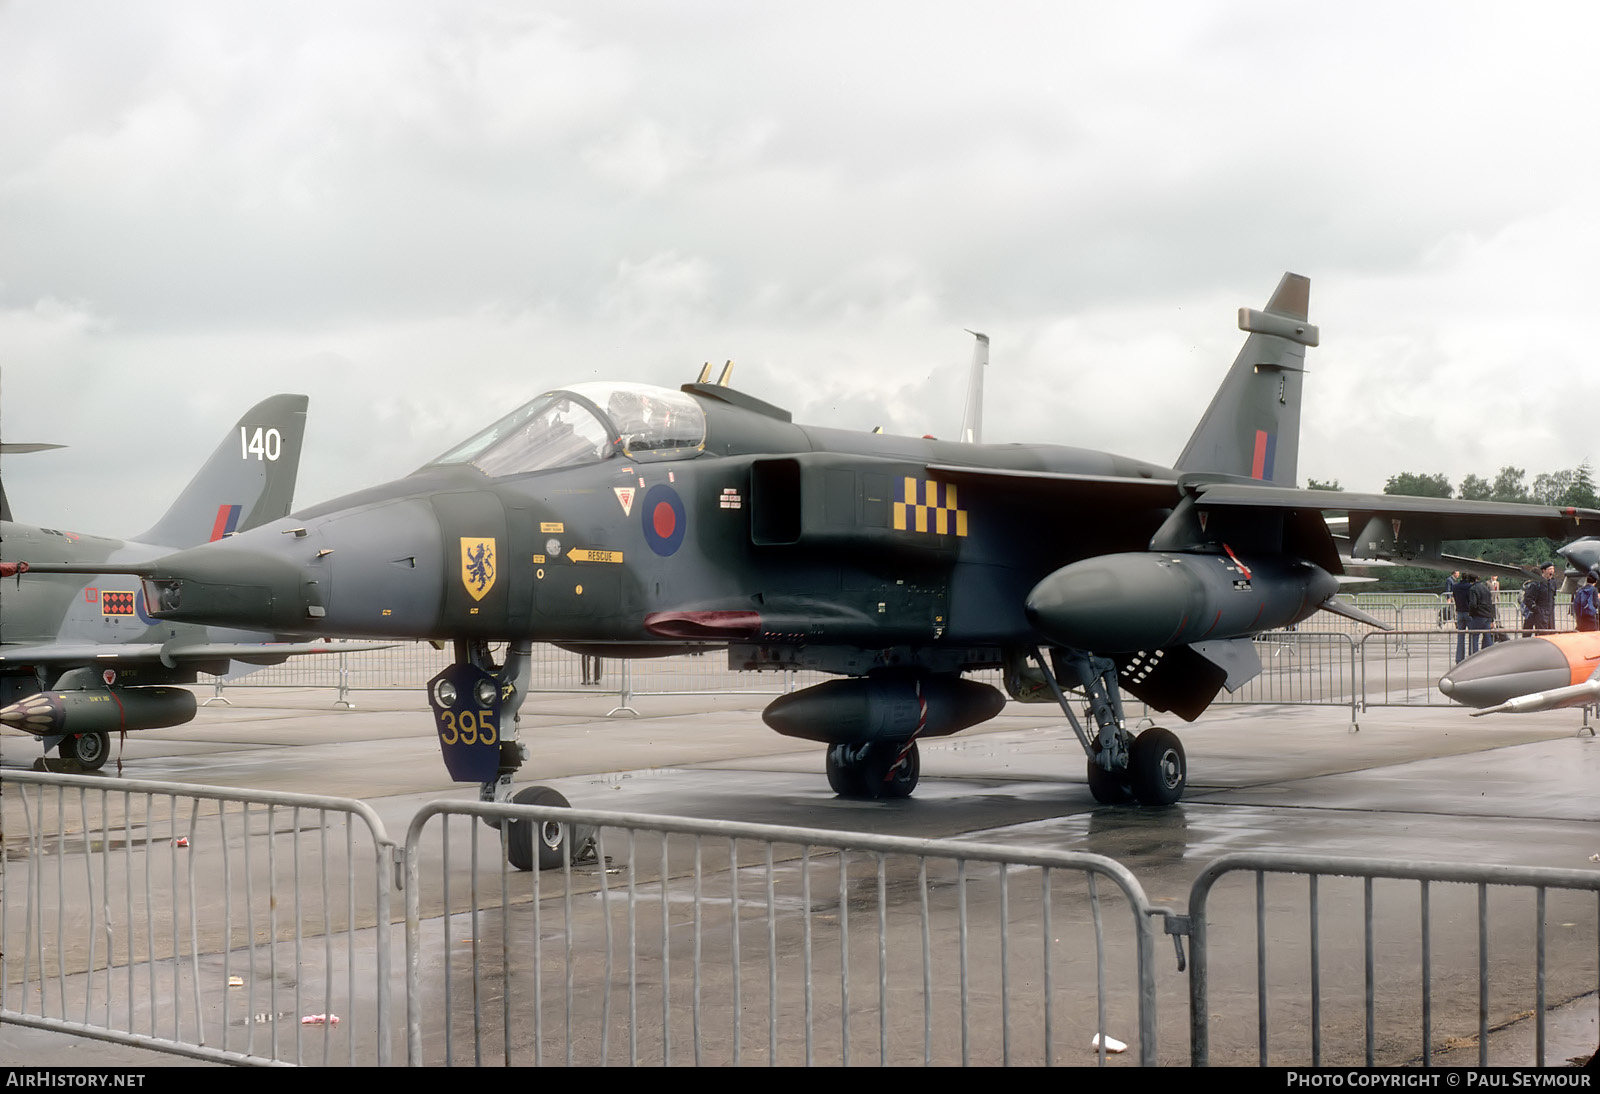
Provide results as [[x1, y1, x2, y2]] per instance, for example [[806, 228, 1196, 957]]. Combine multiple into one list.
[[29, 274, 1600, 865]]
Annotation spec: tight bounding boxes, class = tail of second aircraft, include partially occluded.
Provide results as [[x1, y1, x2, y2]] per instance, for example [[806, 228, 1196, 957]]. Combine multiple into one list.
[[134, 394, 308, 548], [1175, 272, 1316, 487]]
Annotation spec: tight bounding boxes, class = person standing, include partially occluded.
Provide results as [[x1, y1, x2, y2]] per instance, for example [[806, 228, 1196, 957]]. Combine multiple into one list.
[[1486, 575, 1502, 645], [1575, 574, 1600, 633], [1522, 563, 1559, 636], [1466, 573, 1494, 657], [1451, 570, 1474, 662]]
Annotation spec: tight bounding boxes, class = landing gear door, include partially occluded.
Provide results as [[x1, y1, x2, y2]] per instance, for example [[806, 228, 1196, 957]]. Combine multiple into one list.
[[428, 662, 504, 783]]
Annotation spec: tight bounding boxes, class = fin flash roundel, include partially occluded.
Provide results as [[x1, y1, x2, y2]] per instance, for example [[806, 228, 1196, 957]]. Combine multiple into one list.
[[460, 537, 497, 600]]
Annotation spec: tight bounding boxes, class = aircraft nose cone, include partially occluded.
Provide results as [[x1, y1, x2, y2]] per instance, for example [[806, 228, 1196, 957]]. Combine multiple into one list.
[[142, 524, 317, 633], [1558, 538, 1600, 576], [1438, 639, 1572, 708]]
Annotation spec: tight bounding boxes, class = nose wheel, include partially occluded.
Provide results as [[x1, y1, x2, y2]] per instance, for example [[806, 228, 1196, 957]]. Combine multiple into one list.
[[505, 786, 596, 872]]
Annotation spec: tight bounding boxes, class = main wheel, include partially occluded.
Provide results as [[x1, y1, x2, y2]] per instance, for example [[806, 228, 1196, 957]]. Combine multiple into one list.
[[1129, 727, 1186, 806], [868, 741, 920, 799], [825, 744, 868, 797], [1085, 757, 1132, 804], [507, 786, 574, 872], [62, 732, 110, 771]]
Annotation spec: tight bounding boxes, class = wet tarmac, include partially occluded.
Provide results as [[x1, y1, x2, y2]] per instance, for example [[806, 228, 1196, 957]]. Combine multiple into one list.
[[4, 687, 1598, 1067]]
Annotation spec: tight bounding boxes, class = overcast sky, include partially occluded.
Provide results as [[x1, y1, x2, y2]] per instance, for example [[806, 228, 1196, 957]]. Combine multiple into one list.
[[4, 1, 1597, 535]]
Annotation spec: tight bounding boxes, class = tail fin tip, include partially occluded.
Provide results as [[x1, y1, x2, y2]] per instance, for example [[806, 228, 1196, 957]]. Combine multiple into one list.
[[1266, 272, 1311, 320]]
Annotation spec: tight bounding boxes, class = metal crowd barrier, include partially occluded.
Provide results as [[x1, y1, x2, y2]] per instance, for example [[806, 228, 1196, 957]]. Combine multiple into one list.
[[402, 800, 1168, 1067], [0, 770, 397, 1066], [1183, 853, 1600, 1068], [10, 771, 1600, 1068], [1211, 632, 1359, 724]]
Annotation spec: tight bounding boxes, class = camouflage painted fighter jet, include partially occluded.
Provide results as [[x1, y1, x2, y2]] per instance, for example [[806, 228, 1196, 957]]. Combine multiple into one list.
[[0, 394, 378, 768], [29, 274, 1600, 866]]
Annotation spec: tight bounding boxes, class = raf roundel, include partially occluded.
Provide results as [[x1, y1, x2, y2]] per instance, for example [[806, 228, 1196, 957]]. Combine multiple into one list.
[[641, 483, 686, 556]]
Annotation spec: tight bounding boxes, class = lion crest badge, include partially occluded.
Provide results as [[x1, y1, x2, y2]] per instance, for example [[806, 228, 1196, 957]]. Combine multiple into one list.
[[460, 537, 497, 601]]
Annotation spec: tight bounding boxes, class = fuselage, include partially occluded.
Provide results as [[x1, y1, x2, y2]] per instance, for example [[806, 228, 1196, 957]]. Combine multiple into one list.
[[136, 381, 1195, 663]]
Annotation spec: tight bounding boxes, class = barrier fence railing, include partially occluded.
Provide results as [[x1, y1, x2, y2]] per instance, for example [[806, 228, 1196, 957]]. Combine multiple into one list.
[[9, 772, 1598, 1067], [402, 801, 1167, 1067], [1183, 852, 1600, 1068], [0, 770, 397, 1067], [1211, 632, 1359, 723]]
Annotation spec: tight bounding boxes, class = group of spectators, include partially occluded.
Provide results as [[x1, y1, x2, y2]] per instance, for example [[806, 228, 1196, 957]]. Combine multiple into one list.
[[1446, 565, 1600, 663]]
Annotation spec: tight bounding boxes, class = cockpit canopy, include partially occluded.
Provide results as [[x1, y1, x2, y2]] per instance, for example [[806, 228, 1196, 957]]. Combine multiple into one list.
[[426, 382, 706, 478]]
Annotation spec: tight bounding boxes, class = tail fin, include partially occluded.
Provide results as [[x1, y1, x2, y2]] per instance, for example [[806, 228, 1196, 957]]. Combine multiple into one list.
[[134, 394, 308, 548], [1175, 273, 1317, 486], [959, 331, 988, 444]]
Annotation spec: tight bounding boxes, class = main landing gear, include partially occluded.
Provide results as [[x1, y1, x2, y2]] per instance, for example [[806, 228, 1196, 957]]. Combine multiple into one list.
[[1030, 647, 1187, 807], [825, 740, 921, 799]]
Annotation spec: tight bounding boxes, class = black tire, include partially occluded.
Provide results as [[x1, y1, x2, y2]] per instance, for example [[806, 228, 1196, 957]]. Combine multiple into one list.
[[1086, 757, 1133, 804], [63, 732, 110, 771], [825, 744, 867, 797], [1129, 727, 1186, 806], [506, 786, 572, 872], [872, 741, 920, 799]]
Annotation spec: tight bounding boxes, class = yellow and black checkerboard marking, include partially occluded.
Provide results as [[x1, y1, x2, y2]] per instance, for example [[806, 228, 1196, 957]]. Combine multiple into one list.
[[101, 591, 136, 616], [893, 477, 967, 537]]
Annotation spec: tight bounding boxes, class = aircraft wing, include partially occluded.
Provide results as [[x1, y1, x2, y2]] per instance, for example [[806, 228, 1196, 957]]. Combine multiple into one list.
[[0, 639, 393, 669], [1328, 537, 1536, 582], [926, 468, 1600, 537], [1194, 484, 1600, 573], [1193, 484, 1600, 537]]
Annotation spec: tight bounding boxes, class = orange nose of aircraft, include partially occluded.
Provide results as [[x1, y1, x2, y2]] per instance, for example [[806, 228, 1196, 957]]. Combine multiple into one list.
[[1438, 632, 1600, 708]]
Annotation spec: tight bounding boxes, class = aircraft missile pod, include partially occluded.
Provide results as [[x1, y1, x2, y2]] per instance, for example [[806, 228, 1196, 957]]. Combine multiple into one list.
[[1438, 632, 1600, 713], [1025, 551, 1338, 653]]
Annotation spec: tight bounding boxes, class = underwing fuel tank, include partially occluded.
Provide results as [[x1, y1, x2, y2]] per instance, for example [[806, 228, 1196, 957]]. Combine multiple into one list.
[[0, 687, 198, 735], [1025, 551, 1338, 654], [761, 675, 1006, 744]]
